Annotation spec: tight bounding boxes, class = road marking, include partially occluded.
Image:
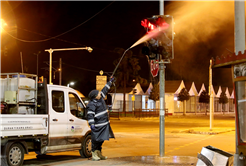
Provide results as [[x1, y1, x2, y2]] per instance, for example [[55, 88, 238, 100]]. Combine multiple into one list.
[[165, 135, 215, 155]]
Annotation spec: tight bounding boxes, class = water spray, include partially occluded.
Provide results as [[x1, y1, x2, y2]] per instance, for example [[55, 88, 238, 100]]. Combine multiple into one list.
[[110, 23, 169, 112], [111, 25, 169, 78]]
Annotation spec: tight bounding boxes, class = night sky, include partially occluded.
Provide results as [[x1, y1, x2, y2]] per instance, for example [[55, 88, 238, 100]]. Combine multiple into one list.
[[1, 1, 234, 96]]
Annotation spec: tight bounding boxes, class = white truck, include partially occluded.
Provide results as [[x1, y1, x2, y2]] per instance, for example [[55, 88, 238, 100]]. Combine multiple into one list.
[[0, 73, 92, 166]]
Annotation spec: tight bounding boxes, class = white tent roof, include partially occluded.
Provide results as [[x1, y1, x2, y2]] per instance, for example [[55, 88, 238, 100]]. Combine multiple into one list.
[[129, 83, 144, 95], [144, 82, 153, 95], [174, 80, 185, 95], [198, 84, 206, 96], [188, 82, 198, 96], [225, 87, 231, 98], [230, 90, 234, 99], [216, 86, 222, 98]]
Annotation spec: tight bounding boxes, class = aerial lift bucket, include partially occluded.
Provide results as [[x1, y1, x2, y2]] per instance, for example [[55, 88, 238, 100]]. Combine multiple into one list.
[[197, 145, 234, 166]]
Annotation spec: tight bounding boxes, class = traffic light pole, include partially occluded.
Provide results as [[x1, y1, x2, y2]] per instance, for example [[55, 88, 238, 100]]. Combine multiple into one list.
[[159, 61, 165, 157], [159, 0, 165, 157]]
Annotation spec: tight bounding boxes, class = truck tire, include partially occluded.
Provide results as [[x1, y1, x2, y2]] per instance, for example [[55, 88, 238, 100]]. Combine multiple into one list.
[[3, 143, 25, 166], [79, 135, 92, 158]]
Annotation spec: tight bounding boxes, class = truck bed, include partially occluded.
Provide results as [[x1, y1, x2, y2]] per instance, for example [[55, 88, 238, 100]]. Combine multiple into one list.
[[0, 114, 48, 137]]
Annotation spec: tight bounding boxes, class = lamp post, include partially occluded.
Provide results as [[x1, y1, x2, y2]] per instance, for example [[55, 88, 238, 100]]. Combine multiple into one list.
[[59, 58, 62, 85], [45, 47, 93, 84]]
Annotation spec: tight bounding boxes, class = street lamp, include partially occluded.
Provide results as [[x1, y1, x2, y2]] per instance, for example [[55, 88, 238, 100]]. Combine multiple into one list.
[[45, 47, 93, 84], [67, 82, 75, 87], [1, 18, 7, 33]]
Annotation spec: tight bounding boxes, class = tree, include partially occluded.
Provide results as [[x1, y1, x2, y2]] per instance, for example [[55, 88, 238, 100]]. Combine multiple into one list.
[[199, 90, 210, 115], [113, 48, 148, 112], [149, 83, 159, 101], [177, 88, 190, 115], [219, 91, 228, 114]]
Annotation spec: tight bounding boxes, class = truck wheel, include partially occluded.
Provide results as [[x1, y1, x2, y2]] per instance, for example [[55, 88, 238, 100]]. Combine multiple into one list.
[[79, 135, 92, 158], [5, 143, 25, 166]]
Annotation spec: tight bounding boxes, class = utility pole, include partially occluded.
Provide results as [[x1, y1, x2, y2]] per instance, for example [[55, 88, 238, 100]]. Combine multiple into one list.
[[59, 58, 62, 85], [139, 0, 173, 157], [159, 0, 165, 157], [37, 54, 38, 76], [34, 51, 41, 77], [209, 59, 214, 131]]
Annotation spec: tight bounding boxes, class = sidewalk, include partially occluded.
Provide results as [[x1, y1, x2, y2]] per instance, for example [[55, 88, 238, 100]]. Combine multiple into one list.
[[30, 155, 198, 166], [69, 156, 198, 166], [171, 126, 235, 135]]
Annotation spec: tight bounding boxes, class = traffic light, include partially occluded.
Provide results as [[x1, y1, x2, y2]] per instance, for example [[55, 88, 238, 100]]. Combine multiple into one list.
[[133, 88, 137, 94], [141, 15, 174, 60]]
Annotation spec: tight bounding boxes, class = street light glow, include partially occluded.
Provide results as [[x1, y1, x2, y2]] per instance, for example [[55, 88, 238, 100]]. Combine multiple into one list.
[[87, 47, 93, 53], [67, 82, 75, 87], [1, 19, 7, 33]]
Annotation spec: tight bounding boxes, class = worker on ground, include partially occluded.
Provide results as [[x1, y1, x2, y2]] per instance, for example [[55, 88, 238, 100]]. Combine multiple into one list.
[[87, 77, 115, 161]]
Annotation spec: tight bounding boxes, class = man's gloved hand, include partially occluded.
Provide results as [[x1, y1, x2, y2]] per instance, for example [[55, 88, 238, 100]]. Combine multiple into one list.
[[110, 77, 115, 83], [90, 124, 96, 131], [108, 105, 112, 111]]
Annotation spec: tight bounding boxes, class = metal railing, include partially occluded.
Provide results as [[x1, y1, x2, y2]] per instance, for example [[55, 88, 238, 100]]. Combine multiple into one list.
[[134, 109, 168, 119], [109, 108, 169, 119], [108, 109, 120, 120]]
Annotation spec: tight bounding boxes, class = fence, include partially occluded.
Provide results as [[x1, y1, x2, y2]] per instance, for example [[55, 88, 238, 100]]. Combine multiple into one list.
[[113, 100, 143, 112], [108, 109, 120, 120], [113, 97, 235, 116], [109, 108, 169, 119], [174, 97, 235, 114], [134, 109, 168, 119]]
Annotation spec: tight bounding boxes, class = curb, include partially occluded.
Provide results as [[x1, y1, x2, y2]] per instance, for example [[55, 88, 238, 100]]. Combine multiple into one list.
[[172, 128, 235, 135]]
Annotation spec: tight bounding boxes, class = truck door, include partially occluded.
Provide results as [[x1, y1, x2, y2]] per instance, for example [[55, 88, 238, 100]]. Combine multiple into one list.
[[67, 92, 88, 145], [48, 89, 68, 146]]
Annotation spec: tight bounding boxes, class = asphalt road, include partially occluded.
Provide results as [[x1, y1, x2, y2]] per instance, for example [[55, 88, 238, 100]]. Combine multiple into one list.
[[23, 114, 235, 165]]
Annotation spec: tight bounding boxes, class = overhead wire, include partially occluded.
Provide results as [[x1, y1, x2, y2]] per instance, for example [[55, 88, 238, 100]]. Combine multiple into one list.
[[16, 27, 117, 54], [16, 27, 87, 46], [3, 1, 115, 43], [62, 62, 113, 76]]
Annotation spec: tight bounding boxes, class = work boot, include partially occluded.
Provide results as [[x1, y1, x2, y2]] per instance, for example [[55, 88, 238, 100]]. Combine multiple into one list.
[[96, 150, 107, 160], [91, 151, 100, 161]]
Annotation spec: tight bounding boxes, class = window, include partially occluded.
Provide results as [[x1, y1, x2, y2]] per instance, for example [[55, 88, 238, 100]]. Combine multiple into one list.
[[69, 92, 85, 119], [52, 91, 65, 113]]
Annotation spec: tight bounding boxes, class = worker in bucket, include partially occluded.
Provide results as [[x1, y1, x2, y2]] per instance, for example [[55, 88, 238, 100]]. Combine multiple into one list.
[[86, 77, 115, 161]]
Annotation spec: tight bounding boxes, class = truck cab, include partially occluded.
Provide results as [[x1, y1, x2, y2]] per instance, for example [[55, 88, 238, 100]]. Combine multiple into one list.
[[1, 73, 91, 166], [44, 84, 91, 153]]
